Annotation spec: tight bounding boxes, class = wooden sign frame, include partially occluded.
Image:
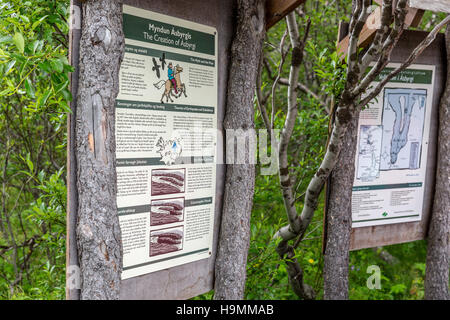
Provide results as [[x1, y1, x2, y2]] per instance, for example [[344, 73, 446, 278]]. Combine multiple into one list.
[[67, 0, 232, 300]]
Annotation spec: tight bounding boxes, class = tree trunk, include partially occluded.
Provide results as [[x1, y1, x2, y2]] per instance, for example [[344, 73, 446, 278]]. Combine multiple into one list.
[[323, 108, 359, 300], [322, 1, 357, 300], [213, 0, 266, 300], [75, 0, 124, 300], [425, 25, 450, 301]]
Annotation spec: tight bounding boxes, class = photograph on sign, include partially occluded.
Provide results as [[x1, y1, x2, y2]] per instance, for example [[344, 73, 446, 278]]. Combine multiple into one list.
[[116, 5, 218, 280], [352, 64, 435, 228]]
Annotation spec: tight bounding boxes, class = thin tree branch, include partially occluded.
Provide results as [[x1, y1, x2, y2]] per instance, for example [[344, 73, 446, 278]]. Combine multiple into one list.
[[361, 15, 450, 106]]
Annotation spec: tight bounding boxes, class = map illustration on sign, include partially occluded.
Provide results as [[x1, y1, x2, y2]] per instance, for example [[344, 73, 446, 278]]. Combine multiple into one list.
[[156, 136, 183, 165], [352, 65, 434, 228], [380, 88, 427, 171], [356, 125, 382, 182]]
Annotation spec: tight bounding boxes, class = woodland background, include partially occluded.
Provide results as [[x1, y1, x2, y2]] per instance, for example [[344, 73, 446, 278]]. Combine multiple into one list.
[[0, 0, 446, 299]]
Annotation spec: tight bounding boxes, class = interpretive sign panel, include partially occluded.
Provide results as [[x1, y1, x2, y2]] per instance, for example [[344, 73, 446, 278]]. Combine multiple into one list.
[[352, 64, 434, 228], [67, 0, 232, 300], [352, 64, 435, 228], [116, 5, 218, 280], [346, 31, 445, 250]]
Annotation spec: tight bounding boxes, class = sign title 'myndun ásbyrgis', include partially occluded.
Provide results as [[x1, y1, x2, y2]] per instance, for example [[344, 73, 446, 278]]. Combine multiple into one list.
[[144, 23, 196, 51]]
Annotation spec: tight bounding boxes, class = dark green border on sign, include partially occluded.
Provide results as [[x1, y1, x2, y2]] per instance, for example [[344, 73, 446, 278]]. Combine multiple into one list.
[[125, 44, 215, 67], [375, 68, 433, 84], [116, 99, 215, 114], [353, 182, 422, 192], [123, 13, 215, 56]]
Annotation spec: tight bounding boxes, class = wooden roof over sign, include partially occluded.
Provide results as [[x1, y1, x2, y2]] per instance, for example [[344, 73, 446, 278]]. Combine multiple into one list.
[[265, 0, 450, 30], [266, 0, 307, 29], [337, 0, 450, 60], [409, 0, 450, 14]]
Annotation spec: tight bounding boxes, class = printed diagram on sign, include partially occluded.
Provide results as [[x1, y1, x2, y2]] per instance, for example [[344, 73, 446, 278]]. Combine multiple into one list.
[[356, 125, 382, 182], [156, 136, 183, 165], [153, 58, 187, 103], [356, 88, 427, 181], [150, 226, 184, 257], [380, 88, 426, 171], [151, 168, 185, 196], [150, 197, 185, 226]]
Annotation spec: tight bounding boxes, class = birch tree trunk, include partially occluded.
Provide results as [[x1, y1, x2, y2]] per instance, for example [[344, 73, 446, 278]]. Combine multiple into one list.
[[214, 0, 266, 300], [425, 25, 450, 301], [323, 109, 359, 300], [75, 0, 124, 300], [322, 1, 357, 300]]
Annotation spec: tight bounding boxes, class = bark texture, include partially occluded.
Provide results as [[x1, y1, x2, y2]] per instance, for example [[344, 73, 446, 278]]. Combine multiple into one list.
[[323, 109, 359, 300], [214, 0, 266, 300], [425, 25, 450, 301], [75, 0, 124, 300]]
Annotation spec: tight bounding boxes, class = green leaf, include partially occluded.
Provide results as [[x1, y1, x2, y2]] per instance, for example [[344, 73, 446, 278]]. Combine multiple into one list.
[[4, 60, 16, 74], [33, 40, 44, 54], [31, 40, 40, 54], [20, 15, 30, 24], [31, 15, 48, 30], [49, 58, 63, 73], [61, 88, 72, 102], [26, 153, 34, 172], [54, 80, 69, 94], [60, 100, 72, 113], [10, 53, 26, 63], [0, 35, 12, 44], [0, 88, 12, 97], [37, 89, 51, 108], [39, 60, 52, 73], [13, 32, 25, 53], [25, 78, 35, 98]]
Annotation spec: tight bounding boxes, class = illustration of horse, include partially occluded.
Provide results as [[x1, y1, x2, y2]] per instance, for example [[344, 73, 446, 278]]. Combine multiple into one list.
[[153, 65, 187, 103]]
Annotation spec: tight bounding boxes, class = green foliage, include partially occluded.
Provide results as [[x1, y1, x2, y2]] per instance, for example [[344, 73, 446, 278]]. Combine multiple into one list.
[[1, 0, 440, 301], [196, 0, 434, 301], [0, 0, 70, 299], [348, 241, 428, 300], [305, 43, 347, 100]]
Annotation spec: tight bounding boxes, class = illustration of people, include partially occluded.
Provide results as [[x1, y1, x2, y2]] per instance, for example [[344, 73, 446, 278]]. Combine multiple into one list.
[[154, 62, 187, 103], [168, 62, 178, 94]]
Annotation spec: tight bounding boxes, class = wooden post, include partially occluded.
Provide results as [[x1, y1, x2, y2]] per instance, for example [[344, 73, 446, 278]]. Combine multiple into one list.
[[66, 0, 82, 301]]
